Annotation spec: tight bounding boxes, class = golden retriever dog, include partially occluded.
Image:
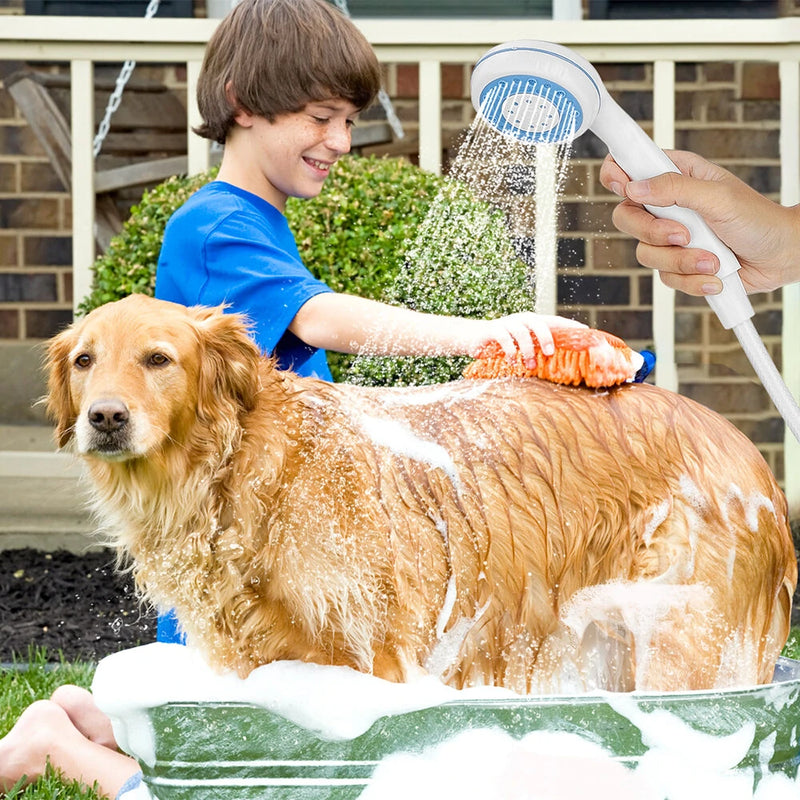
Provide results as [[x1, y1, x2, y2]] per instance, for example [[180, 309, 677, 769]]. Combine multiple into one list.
[[46, 294, 796, 693]]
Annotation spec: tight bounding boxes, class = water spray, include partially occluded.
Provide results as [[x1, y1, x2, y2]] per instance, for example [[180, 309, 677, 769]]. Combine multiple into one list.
[[471, 40, 800, 443]]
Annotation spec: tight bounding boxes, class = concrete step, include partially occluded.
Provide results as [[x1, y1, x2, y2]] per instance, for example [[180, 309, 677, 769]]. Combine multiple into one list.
[[0, 425, 99, 553]]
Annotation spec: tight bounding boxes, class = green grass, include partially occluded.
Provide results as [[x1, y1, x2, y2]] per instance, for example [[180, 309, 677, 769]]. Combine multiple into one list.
[[783, 627, 800, 660], [1, 648, 102, 800], [3, 634, 800, 798]]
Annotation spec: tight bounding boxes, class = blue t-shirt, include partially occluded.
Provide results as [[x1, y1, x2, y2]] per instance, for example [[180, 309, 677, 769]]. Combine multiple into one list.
[[155, 180, 333, 380]]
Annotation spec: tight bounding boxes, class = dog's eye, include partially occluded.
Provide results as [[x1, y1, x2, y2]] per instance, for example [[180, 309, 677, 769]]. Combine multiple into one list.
[[147, 352, 171, 367], [74, 353, 92, 369]]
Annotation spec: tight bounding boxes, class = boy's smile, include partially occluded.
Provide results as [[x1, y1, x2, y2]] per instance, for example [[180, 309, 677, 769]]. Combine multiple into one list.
[[219, 98, 359, 212]]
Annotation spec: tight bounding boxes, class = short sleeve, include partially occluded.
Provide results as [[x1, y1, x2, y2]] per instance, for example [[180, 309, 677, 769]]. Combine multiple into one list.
[[198, 209, 332, 355]]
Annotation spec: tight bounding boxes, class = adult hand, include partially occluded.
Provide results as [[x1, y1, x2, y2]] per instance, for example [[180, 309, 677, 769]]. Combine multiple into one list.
[[600, 150, 798, 295]]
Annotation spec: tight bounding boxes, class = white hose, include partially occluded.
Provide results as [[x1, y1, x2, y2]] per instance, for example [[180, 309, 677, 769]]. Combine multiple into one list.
[[734, 320, 800, 444]]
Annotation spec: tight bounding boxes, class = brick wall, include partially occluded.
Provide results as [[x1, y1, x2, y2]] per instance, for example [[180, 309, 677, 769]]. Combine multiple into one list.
[[0, 49, 791, 482]]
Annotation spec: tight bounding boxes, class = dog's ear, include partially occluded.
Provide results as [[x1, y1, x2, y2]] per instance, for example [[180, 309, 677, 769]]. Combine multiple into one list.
[[44, 326, 78, 449], [193, 307, 262, 419]]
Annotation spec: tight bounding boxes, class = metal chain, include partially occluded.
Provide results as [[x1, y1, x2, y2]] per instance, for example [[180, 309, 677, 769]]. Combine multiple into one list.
[[329, 0, 405, 140], [93, 0, 162, 157]]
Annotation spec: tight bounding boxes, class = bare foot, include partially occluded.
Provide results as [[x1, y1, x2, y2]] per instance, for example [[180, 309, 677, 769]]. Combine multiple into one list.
[[0, 700, 70, 790], [50, 685, 118, 750], [0, 696, 139, 799]]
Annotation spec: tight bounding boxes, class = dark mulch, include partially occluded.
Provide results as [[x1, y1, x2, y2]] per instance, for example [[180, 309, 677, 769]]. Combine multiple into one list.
[[0, 548, 156, 663]]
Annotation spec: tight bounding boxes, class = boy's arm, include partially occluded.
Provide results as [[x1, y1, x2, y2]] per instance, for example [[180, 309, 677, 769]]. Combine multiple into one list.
[[288, 292, 584, 368]]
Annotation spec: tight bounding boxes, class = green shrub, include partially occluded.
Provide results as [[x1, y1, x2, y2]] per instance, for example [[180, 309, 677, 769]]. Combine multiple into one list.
[[80, 170, 213, 312], [81, 155, 533, 385]]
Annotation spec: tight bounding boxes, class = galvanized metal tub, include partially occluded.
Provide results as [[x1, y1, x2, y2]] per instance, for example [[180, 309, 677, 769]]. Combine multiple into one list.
[[92, 644, 800, 799]]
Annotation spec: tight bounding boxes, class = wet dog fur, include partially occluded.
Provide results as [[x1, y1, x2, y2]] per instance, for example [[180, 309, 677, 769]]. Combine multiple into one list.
[[45, 294, 797, 692]]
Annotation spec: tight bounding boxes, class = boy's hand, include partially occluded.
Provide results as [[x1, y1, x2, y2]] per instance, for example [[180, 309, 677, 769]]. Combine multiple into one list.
[[474, 314, 586, 369]]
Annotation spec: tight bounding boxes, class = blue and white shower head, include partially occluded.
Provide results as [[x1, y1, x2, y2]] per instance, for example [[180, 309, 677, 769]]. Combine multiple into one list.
[[471, 39, 754, 331], [471, 41, 602, 145]]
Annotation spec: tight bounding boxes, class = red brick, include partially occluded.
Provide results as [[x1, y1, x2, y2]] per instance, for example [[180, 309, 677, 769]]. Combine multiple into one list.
[[0, 235, 17, 267], [702, 62, 735, 82], [742, 101, 780, 123], [675, 63, 699, 82], [741, 63, 780, 101], [20, 161, 65, 193], [25, 308, 73, 339], [679, 89, 738, 124], [0, 198, 61, 229], [0, 161, 16, 192], [682, 381, 771, 415], [441, 64, 465, 100], [0, 87, 15, 120], [592, 237, 637, 270], [24, 236, 72, 266], [63, 269, 73, 305], [0, 273, 58, 303], [395, 64, 419, 99], [560, 199, 617, 234], [596, 63, 646, 83], [593, 309, 652, 342], [0, 308, 19, 339], [677, 128, 779, 160], [0, 124, 46, 158]]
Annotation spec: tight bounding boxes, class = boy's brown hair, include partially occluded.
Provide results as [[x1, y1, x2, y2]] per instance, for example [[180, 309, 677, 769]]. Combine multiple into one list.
[[195, 0, 382, 144]]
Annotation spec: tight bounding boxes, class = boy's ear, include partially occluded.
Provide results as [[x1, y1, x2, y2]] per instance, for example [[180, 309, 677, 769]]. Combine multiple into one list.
[[225, 81, 260, 127], [225, 81, 248, 123], [224, 80, 237, 107], [233, 108, 256, 128]]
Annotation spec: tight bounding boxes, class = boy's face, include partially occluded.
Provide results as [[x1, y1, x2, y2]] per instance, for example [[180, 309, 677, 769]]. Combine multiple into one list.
[[228, 98, 359, 211]]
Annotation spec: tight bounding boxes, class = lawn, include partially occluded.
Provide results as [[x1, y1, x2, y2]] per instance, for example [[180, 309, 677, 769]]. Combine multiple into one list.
[[3, 634, 800, 799], [0, 649, 102, 800]]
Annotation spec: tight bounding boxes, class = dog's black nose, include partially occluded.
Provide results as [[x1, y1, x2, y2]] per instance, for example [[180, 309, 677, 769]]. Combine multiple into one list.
[[88, 400, 130, 432]]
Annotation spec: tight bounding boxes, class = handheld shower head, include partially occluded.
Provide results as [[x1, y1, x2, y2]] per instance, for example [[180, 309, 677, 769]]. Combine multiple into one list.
[[471, 39, 753, 331], [471, 41, 602, 144]]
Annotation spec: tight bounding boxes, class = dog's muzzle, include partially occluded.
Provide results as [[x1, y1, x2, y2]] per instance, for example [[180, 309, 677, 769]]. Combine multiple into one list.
[[85, 398, 132, 455]]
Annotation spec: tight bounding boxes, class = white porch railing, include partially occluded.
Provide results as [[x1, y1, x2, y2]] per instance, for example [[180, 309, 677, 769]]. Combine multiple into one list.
[[1, 15, 799, 513]]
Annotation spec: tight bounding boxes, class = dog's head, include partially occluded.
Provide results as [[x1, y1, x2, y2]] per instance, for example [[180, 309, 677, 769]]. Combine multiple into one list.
[[45, 294, 261, 459]]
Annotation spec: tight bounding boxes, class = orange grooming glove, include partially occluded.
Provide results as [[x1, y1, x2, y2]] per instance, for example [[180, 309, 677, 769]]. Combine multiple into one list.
[[463, 327, 645, 388]]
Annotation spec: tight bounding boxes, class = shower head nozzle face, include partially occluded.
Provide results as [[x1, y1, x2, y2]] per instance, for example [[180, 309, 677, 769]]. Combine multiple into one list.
[[477, 75, 583, 144], [471, 41, 604, 145]]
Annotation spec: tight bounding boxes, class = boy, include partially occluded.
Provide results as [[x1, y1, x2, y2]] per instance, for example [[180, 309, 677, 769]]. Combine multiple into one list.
[[1, 1, 580, 795], [156, 0, 578, 379]]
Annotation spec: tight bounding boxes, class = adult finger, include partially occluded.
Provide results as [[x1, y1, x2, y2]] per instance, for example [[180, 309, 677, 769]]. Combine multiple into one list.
[[634, 240, 719, 279], [655, 268, 723, 297], [611, 201, 691, 248], [624, 171, 737, 225], [599, 154, 630, 196]]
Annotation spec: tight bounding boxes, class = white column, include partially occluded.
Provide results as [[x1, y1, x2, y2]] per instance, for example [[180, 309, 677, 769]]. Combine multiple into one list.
[[779, 59, 800, 517], [71, 59, 95, 316], [187, 59, 211, 176], [418, 60, 442, 175], [651, 60, 679, 392]]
